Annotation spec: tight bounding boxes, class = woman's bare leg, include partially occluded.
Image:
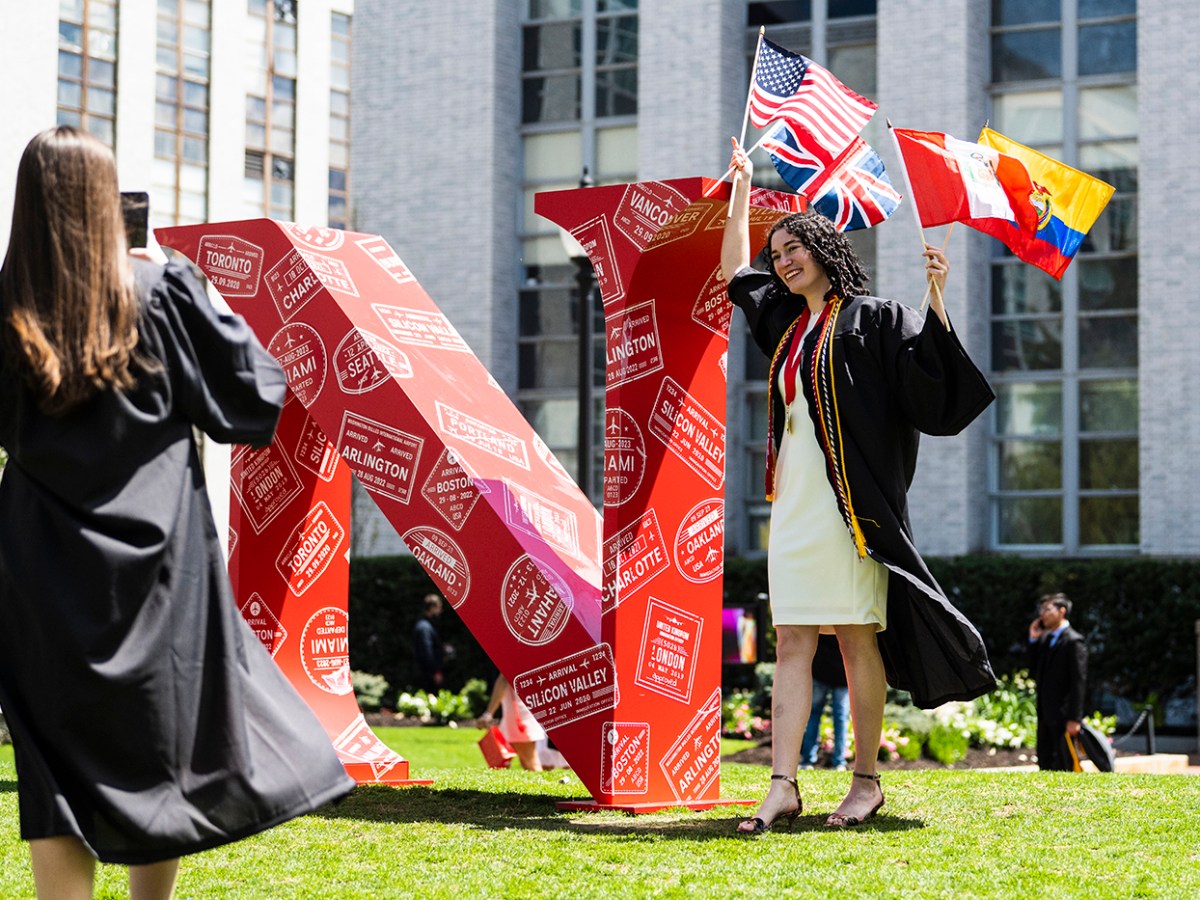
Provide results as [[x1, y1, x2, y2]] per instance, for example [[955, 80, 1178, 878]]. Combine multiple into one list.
[[29, 836, 95, 900], [512, 741, 543, 771], [736, 624, 818, 832], [829, 624, 886, 821], [128, 859, 179, 900]]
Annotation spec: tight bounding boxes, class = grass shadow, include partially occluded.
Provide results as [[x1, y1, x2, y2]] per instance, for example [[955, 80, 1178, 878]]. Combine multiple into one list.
[[315, 785, 924, 838], [0, 780, 16, 794]]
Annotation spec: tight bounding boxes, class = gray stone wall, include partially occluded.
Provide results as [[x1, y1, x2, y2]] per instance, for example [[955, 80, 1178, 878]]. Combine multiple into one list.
[[876, 0, 993, 555], [1137, 0, 1200, 555]]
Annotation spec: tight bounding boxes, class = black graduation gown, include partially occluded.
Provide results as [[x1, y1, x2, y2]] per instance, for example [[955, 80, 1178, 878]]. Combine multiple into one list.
[[729, 267, 997, 708], [0, 259, 353, 864], [1028, 627, 1088, 770]]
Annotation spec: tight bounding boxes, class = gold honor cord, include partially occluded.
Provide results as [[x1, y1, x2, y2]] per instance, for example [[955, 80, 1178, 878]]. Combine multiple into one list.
[[809, 295, 868, 560], [763, 315, 803, 502]]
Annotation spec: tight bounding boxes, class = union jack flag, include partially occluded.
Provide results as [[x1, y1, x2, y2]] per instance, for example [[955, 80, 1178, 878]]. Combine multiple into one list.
[[763, 124, 901, 232], [748, 37, 877, 164]]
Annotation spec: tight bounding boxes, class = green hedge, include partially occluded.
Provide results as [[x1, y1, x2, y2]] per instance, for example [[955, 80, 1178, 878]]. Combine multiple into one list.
[[348, 555, 490, 698], [350, 553, 1200, 711], [929, 556, 1200, 706]]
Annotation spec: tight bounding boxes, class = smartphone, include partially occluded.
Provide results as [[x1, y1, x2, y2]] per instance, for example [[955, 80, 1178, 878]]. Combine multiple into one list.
[[120, 191, 149, 249]]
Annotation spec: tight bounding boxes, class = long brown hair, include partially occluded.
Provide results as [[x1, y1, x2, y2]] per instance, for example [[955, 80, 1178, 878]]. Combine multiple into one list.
[[0, 126, 143, 415], [766, 211, 869, 300]]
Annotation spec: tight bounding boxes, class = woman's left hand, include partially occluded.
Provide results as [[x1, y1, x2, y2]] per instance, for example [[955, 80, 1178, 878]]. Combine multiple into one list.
[[923, 243, 950, 327]]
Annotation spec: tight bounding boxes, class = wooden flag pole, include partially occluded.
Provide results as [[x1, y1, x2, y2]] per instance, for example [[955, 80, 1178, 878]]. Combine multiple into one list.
[[888, 119, 950, 330], [738, 27, 766, 150], [704, 129, 775, 199], [918, 222, 955, 311]]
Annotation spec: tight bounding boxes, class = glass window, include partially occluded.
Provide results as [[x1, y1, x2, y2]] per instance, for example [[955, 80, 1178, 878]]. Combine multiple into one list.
[[1079, 496, 1137, 545], [1078, 22, 1136, 75], [998, 497, 1063, 544], [596, 67, 637, 117], [992, 90, 1063, 144], [523, 131, 583, 181], [523, 75, 581, 123], [996, 382, 1063, 435], [523, 22, 581, 70], [1080, 439, 1137, 490], [991, 29, 1061, 82], [1079, 379, 1137, 432], [992, 263, 1062, 315], [998, 440, 1061, 491], [748, 1, 812, 25], [993, 0, 1060, 26], [1078, 315, 1137, 369], [1080, 0, 1135, 16], [1079, 85, 1137, 139], [596, 126, 637, 180], [596, 16, 637, 65], [1077, 257, 1137, 312], [992, 319, 1064, 372], [528, 0, 582, 18], [829, 0, 875, 16]]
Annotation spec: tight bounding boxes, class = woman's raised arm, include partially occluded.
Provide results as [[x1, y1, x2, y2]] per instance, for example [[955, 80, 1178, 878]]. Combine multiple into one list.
[[721, 138, 754, 282]]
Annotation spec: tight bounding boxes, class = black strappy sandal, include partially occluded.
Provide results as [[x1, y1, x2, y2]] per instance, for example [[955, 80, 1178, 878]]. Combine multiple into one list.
[[824, 771, 884, 828], [736, 774, 802, 835]]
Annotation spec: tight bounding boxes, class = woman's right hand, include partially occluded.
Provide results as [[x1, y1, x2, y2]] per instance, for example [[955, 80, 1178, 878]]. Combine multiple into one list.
[[729, 137, 753, 182]]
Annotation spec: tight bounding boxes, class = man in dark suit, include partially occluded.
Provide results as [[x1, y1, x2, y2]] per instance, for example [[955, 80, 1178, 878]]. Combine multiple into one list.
[[1027, 592, 1088, 771]]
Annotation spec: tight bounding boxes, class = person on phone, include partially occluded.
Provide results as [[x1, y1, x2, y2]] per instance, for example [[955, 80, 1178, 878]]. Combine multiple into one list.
[[721, 140, 995, 833], [0, 126, 353, 899], [1027, 592, 1088, 771]]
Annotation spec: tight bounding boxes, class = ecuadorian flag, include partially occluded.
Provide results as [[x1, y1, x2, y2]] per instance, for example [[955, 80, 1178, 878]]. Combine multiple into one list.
[[975, 127, 1114, 280]]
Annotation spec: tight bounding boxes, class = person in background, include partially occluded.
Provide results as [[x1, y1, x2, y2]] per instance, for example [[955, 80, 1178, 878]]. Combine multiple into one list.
[[800, 634, 850, 771], [480, 675, 546, 771], [0, 126, 353, 900], [1027, 592, 1088, 771], [411, 592, 445, 693]]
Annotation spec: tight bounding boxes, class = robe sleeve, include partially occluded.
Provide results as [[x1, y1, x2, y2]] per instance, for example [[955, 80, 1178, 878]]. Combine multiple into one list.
[[870, 300, 995, 436], [726, 266, 787, 357], [1066, 636, 1088, 721], [143, 259, 286, 447]]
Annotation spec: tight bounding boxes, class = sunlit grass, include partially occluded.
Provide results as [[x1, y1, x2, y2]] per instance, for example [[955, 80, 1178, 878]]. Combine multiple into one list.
[[1, 731, 1197, 898]]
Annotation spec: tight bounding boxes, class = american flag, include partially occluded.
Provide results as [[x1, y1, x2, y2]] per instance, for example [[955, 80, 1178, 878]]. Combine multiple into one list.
[[764, 124, 900, 232], [748, 38, 877, 164]]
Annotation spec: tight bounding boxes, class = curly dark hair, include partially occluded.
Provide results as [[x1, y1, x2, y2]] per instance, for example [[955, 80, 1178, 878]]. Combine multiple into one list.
[[764, 211, 869, 300]]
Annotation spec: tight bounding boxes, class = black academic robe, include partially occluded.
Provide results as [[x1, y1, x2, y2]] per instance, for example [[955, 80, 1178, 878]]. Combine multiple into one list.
[[0, 259, 354, 864], [729, 267, 997, 708], [1028, 626, 1088, 770]]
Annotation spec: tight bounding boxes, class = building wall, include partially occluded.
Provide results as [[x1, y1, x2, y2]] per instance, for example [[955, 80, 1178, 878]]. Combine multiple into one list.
[[0, 4, 59, 254], [874, 0, 993, 556], [0, 0, 353, 550], [1137, 0, 1200, 555]]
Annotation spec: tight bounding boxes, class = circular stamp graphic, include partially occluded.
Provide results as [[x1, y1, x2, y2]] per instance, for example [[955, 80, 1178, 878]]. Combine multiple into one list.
[[268, 322, 327, 407], [674, 498, 725, 584], [334, 328, 391, 394], [501, 554, 574, 646], [299, 607, 352, 695], [284, 223, 345, 251], [402, 526, 470, 608], [603, 408, 647, 507]]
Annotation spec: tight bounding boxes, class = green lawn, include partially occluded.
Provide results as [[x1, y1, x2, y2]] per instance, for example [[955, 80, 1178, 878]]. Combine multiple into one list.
[[1, 729, 1197, 899]]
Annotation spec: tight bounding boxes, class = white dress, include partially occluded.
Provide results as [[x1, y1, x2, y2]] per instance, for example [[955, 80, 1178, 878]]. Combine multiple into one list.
[[499, 689, 547, 744], [767, 316, 888, 631]]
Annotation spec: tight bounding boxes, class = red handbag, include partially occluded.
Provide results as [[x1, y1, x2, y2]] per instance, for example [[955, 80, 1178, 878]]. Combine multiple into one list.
[[478, 725, 516, 768]]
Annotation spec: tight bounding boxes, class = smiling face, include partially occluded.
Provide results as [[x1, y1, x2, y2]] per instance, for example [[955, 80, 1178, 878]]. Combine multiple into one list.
[[769, 229, 831, 299]]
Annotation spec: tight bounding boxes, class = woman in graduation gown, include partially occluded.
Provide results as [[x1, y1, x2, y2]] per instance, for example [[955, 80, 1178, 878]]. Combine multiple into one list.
[[0, 126, 354, 898], [721, 143, 995, 834]]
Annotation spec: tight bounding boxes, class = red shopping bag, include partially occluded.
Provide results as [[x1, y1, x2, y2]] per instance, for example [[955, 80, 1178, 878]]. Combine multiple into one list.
[[478, 726, 515, 768]]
